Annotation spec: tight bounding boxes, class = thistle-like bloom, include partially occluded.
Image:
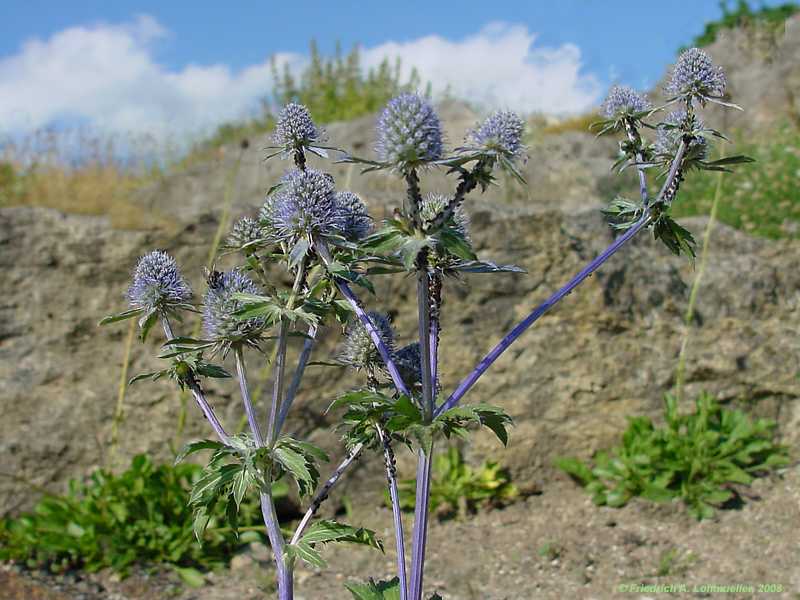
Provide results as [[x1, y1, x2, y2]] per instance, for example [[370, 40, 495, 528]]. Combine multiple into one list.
[[272, 103, 325, 152], [226, 216, 264, 249], [127, 250, 192, 312], [271, 168, 341, 242], [394, 342, 422, 387], [467, 110, 526, 162], [339, 312, 395, 372], [335, 191, 373, 241], [666, 48, 726, 101], [202, 270, 264, 342], [654, 110, 709, 159], [601, 85, 651, 119], [376, 93, 443, 171], [419, 193, 470, 239]]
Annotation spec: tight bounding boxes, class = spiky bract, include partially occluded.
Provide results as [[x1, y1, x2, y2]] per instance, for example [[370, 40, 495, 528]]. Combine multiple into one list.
[[467, 110, 526, 161], [666, 48, 726, 102], [202, 270, 264, 342], [271, 168, 341, 242], [127, 250, 192, 312], [340, 312, 395, 372], [601, 85, 651, 119], [376, 93, 443, 171]]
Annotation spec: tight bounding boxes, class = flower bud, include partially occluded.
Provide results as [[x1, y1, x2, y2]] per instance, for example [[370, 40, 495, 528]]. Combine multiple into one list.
[[376, 93, 443, 171], [202, 270, 264, 342], [127, 250, 192, 311]]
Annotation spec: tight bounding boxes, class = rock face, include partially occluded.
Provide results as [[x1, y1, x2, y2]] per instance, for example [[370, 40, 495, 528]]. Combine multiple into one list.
[[2, 27, 800, 514], [2, 192, 798, 515]]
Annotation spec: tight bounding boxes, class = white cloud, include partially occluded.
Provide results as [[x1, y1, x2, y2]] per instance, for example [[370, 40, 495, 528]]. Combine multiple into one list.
[[363, 22, 602, 114], [0, 17, 601, 139], [0, 15, 301, 138]]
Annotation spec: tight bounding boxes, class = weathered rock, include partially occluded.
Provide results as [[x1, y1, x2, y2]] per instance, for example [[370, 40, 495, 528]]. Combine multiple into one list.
[[1, 192, 798, 516]]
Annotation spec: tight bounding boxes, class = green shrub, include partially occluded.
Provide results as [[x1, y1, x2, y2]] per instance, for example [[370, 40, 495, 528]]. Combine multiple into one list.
[[673, 123, 800, 239], [686, 0, 798, 49], [194, 40, 424, 155], [394, 447, 517, 519], [556, 393, 789, 520], [0, 454, 287, 579]]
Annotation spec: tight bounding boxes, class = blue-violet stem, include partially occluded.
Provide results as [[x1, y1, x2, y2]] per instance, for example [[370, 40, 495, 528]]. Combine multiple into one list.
[[435, 140, 687, 417], [409, 446, 434, 600], [275, 324, 317, 435], [416, 269, 435, 419], [377, 426, 408, 600], [435, 215, 650, 416], [261, 489, 293, 600], [315, 239, 411, 398], [234, 346, 265, 446], [291, 443, 365, 544], [160, 316, 230, 444]]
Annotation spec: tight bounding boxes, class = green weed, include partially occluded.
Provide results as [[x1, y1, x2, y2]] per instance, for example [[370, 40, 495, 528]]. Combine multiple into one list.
[[556, 392, 789, 520], [394, 446, 517, 519], [0, 455, 287, 580]]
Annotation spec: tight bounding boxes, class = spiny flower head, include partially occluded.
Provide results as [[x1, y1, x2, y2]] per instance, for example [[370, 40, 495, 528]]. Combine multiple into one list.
[[376, 93, 443, 171], [271, 168, 341, 242], [394, 342, 422, 388], [602, 86, 651, 119], [127, 250, 192, 312], [202, 269, 264, 342], [419, 193, 470, 240], [335, 191, 373, 241], [272, 103, 325, 152], [654, 110, 709, 160], [226, 216, 264, 249], [467, 110, 526, 162], [666, 48, 726, 102], [339, 312, 395, 372]]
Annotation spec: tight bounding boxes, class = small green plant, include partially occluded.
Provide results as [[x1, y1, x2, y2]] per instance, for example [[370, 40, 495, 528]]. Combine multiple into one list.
[[0, 455, 286, 580], [537, 541, 563, 561], [556, 393, 789, 520], [673, 123, 800, 240], [686, 0, 798, 49], [394, 447, 517, 519]]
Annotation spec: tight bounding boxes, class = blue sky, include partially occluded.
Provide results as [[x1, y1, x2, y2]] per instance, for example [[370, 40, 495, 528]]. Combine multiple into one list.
[[0, 1, 783, 137]]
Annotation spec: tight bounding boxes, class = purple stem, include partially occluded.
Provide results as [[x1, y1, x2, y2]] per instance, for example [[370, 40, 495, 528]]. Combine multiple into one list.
[[160, 317, 230, 444], [291, 443, 364, 544], [416, 269, 435, 419], [275, 324, 317, 435], [234, 346, 264, 446], [409, 446, 433, 600], [315, 239, 411, 398], [435, 140, 688, 417], [261, 490, 293, 600], [377, 426, 408, 600], [429, 320, 439, 392]]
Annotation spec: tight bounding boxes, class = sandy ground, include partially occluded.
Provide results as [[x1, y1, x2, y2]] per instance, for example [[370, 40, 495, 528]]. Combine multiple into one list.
[[3, 465, 798, 600]]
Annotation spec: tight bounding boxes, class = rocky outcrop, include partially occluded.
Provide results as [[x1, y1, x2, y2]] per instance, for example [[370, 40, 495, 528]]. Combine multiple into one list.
[[2, 191, 798, 515]]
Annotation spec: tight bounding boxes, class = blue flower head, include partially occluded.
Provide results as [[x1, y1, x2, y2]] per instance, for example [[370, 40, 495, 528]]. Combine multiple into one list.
[[272, 103, 325, 153], [602, 86, 651, 119], [335, 191, 373, 241], [467, 110, 526, 162], [655, 110, 709, 160], [226, 216, 264, 249], [376, 93, 443, 171], [394, 342, 422, 388], [419, 193, 469, 240], [666, 48, 726, 102], [202, 269, 264, 342], [271, 168, 341, 243], [127, 251, 192, 312], [339, 312, 395, 372]]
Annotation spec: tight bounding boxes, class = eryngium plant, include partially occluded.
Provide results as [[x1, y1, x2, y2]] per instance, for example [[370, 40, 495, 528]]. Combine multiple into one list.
[[101, 47, 752, 600]]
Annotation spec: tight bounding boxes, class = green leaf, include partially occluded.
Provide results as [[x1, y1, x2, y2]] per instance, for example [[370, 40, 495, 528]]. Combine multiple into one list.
[[300, 519, 383, 553], [98, 308, 144, 326], [273, 445, 316, 497], [554, 457, 596, 486], [438, 228, 477, 261], [174, 440, 225, 465], [138, 309, 159, 342], [289, 238, 310, 269], [344, 577, 401, 600], [173, 566, 205, 588]]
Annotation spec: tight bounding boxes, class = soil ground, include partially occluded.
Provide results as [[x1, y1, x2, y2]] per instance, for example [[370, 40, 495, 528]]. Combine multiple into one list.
[[3, 466, 798, 600]]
